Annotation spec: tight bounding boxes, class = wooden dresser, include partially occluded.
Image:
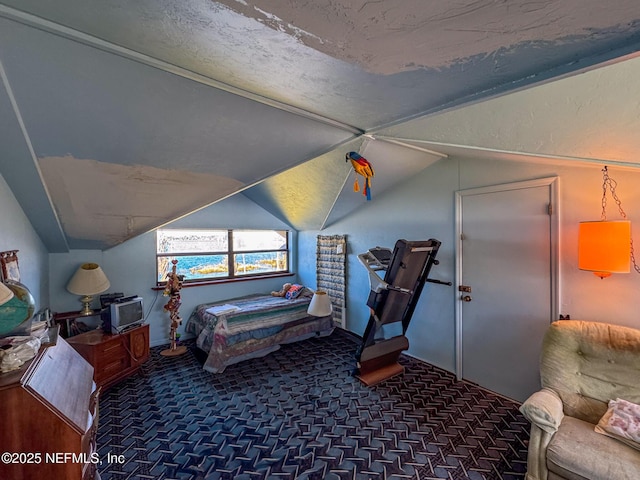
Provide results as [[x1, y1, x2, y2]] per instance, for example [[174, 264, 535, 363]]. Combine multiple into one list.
[[67, 323, 150, 389], [0, 335, 100, 480]]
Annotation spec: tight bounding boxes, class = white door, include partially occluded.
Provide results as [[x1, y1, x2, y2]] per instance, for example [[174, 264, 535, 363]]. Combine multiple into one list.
[[455, 178, 559, 402]]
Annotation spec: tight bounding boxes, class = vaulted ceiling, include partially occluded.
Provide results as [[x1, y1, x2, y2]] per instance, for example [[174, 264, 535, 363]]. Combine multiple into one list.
[[2, 1, 640, 251]]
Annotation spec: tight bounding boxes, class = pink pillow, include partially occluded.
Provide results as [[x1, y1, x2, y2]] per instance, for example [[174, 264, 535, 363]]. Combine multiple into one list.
[[285, 284, 304, 299], [595, 398, 640, 451]]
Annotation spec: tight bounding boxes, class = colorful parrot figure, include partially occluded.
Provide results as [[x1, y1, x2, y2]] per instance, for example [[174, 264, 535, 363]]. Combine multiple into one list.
[[346, 151, 374, 200]]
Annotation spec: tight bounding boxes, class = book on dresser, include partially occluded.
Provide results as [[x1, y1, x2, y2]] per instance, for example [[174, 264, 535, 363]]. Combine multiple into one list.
[[67, 323, 150, 390], [0, 334, 100, 480]]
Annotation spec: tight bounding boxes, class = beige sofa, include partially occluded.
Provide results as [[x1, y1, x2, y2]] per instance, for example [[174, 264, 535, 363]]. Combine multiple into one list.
[[520, 320, 640, 480]]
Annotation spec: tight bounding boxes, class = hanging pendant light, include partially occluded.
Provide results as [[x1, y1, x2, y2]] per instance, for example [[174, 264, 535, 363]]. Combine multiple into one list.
[[578, 220, 630, 278], [578, 166, 635, 279]]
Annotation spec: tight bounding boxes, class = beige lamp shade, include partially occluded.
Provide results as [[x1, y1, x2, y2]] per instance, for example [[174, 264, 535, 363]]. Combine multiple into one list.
[[67, 263, 110, 315], [0, 282, 14, 306], [307, 290, 333, 317], [67, 263, 111, 295], [578, 220, 631, 278]]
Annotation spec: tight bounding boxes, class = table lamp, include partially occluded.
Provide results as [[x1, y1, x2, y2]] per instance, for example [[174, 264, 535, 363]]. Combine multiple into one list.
[[66, 263, 111, 315]]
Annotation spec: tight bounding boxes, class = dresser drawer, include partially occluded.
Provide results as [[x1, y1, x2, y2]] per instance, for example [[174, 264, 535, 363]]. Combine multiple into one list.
[[96, 356, 129, 385], [68, 324, 149, 389], [96, 335, 127, 356]]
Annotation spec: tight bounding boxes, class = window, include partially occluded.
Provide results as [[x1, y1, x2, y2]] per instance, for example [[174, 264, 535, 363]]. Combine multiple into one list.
[[156, 229, 289, 284]]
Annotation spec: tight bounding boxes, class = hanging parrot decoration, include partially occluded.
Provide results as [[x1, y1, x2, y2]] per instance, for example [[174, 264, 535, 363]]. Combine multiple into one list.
[[346, 151, 374, 200]]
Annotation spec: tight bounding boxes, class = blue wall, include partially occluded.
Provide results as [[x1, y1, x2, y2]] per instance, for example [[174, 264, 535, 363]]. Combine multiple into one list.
[[49, 194, 296, 346], [299, 156, 640, 373], [298, 158, 459, 371], [6, 155, 640, 371], [0, 174, 49, 310]]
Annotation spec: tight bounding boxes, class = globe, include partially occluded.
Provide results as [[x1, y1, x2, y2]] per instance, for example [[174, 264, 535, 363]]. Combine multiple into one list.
[[0, 281, 36, 337]]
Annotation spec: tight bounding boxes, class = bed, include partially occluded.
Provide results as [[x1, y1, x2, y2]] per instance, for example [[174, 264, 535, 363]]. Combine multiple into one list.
[[185, 292, 334, 373]]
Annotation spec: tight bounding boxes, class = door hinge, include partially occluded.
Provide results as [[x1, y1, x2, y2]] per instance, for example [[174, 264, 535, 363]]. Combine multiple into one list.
[[548, 203, 553, 215]]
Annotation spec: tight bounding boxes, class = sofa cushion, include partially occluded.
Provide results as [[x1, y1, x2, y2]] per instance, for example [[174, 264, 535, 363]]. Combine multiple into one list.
[[540, 321, 640, 425], [547, 416, 640, 480]]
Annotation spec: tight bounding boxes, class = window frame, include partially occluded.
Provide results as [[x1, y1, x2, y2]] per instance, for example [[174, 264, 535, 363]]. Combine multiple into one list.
[[156, 228, 290, 286]]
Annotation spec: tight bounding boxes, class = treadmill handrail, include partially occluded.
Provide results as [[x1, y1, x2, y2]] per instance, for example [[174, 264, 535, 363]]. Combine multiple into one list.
[[357, 252, 413, 294]]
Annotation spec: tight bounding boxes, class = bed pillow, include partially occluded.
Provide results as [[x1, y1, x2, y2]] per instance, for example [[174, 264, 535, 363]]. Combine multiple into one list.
[[285, 284, 304, 299], [594, 398, 640, 451]]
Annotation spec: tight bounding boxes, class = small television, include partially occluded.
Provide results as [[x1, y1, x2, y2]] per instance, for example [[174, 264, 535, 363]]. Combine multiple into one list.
[[102, 296, 144, 334]]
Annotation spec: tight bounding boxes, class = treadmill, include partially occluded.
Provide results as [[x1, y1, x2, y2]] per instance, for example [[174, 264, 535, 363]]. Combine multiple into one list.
[[355, 238, 448, 385]]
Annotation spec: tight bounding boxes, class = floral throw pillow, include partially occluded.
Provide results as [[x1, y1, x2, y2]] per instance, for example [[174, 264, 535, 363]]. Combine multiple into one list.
[[285, 284, 305, 300], [595, 398, 640, 451]]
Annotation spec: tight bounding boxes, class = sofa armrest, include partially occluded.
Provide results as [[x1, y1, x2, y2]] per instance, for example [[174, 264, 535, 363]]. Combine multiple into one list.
[[524, 423, 554, 480], [520, 389, 564, 480], [520, 388, 564, 434]]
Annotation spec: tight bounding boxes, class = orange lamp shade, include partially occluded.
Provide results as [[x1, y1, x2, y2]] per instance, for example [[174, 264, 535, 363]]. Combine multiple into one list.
[[578, 220, 631, 278]]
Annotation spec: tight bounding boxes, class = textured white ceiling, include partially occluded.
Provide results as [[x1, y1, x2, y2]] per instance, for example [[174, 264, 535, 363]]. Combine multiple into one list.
[[216, 0, 640, 74], [1, 1, 640, 250], [380, 53, 640, 166]]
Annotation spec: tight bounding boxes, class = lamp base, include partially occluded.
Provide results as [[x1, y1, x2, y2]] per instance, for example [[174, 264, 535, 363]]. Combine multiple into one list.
[[160, 345, 187, 356], [78, 295, 94, 315]]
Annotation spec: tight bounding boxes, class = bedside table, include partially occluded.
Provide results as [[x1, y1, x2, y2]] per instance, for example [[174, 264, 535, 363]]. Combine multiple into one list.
[[67, 324, 150, 389]]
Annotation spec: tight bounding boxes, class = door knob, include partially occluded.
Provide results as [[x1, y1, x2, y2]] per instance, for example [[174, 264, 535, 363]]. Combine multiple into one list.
[[461, 295, 472, 302]]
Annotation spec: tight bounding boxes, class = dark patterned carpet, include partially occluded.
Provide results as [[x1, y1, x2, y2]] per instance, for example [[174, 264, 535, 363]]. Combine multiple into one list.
[[97, 330, 530, 480]]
